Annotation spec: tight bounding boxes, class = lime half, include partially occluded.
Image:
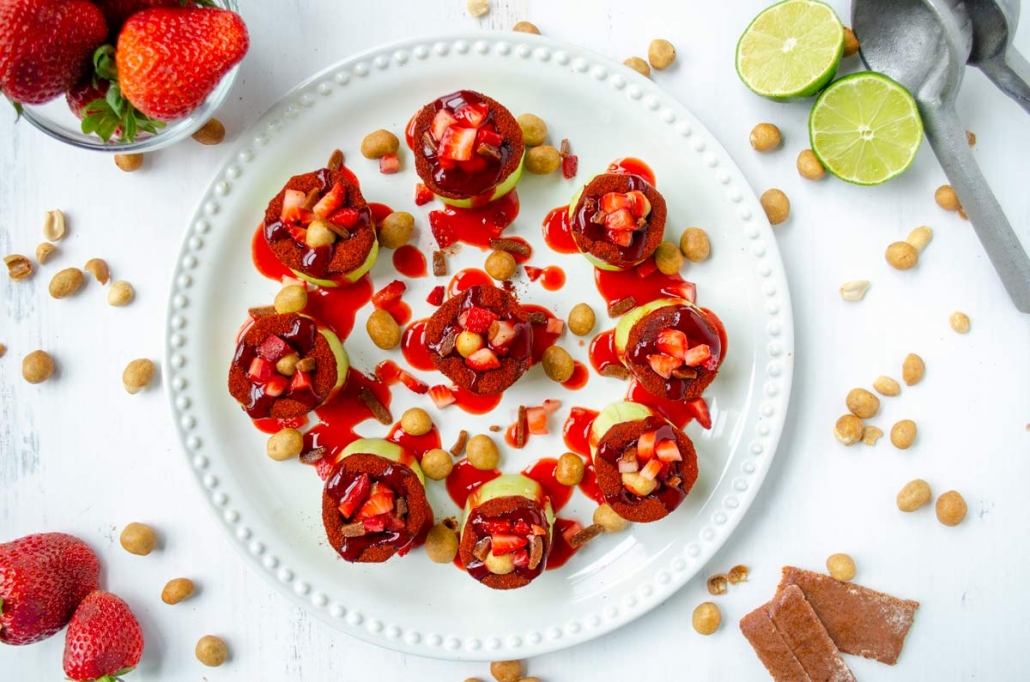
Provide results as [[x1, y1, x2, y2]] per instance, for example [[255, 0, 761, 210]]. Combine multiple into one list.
[[809, 73, 924, 185], [736, 0, 845, 101]]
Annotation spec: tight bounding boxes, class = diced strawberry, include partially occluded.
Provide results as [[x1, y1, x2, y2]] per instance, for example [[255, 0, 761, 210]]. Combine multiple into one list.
[[482, 519, 513, 534], [626, 190, 651, 219], [386, 514, 407, 532], [288, 370, 312, 392], [635, 258, 658, 278], [415, 183, 435, 206], [454, 102, 489, 128], [264, 375, 288, 397], [531, 524, 548, 536], [361, 514, 388, 533], [330, 207, 361, 229], [562, 154, 578, 179], [657, 329, 688, 360], [490, 533, 528, 555], [475, 128, 504, 148], [379, 153, 400, 174], [426, 285, 445, 306], [488, 320, 517, 348], [458, 154, 489, 173], [524, 266, 543, 282], [545, 318, 564, 335], [248, 356, 275, 382], [607, 229, 633, 247], [526, 406, 549, 435], [466, 348, 501, 371], [372, 280, 406, 310], [683, 344, 711, 367], [678, 281, 697, 303], [281, 205, 314, 227], [639, 459, 664, 481], [687, 397, 712, 430], [313, 182, 347, 219], [605, 208, 637, 232], [429, 385, 456, 409], [560, 522, 584, 545], [431, 109, 459, 140], [601, 192, 632, 214], [396, 368, 429, 395], [703, 355, 719, 371], [462, 307, 499, 334], [357, 484, 396, 520], [512, 548, 530, 569], [429, 211, 455, 248], [256, 334, 289, 362], [647, 353, 682, 380], [542, 399, 562, 414], [637, 430, 658, 460], [315, 458, 335, 481], [337, 473, 371, 519], [281, 189, 307, 218], [285, 223, 309, 245], [438, 126, 477, 162], [512, 520, 532, 535], [656, 440, 683, 463]]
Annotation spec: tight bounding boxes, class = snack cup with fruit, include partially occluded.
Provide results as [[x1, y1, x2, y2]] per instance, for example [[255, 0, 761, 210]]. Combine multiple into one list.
[[459, 475, 555, 590], [321, 438, 434, 563]]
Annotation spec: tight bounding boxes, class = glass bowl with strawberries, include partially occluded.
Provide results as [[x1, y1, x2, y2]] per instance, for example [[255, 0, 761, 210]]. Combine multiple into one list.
[[8, 0, 246, 153]]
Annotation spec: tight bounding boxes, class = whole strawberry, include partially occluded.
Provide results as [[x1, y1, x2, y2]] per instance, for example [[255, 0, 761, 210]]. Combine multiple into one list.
[[0, 0, 108, 104], [116, 7, 248, 121], [0, 532, 100, 646], [64, 591, 144, 682]]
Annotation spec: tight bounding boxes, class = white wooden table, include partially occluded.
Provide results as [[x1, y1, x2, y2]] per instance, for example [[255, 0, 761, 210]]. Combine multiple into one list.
[[2, 1, 1029, 679]]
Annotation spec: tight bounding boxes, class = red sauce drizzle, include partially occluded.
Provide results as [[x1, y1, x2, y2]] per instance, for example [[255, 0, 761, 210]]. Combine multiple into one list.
[[546, 518, 581, 570], [401, 320, 435, 371], [383, 300, 412, 326], [594, 267, 697, 307], [522, 304, 560, 365], [404, 114, 417, 151], [542, 206, 577, 254], [561, 361, 589, 390], [385, 423, 441, 463], [448, 268, 495, 298], [562, 406, 598, 458], [375, 359, 428, 395], [428, 190, 520, 249], [579, 464, 604, 504], [445, 459, 501, 508], [252, 415, 308, 434], [451, 386, 503, 415], [588, 330, 620, 375], [524, 265, 566, 291], [304, 369, 392, 458], [392, 245, 427, 278], [522, 458, 574, 512], [302, 276, 374, 340], [252, 224, 293, 281], [625, 379, 700, 430], [607, 157, 657, 186], [368, 202, 394, 224], [702, 307, 729, 362]]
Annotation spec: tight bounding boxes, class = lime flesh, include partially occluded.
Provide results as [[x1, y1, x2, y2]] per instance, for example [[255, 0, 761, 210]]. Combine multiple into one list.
[[809, 72, 924, 185], [736, 0, 844, 101]]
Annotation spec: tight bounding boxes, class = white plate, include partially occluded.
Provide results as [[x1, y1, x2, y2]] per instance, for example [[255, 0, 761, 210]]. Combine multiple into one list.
[[164, 33, 794, 661]]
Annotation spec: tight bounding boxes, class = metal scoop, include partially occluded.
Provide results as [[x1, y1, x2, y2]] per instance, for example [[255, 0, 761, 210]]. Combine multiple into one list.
[[965, 0, 1030, 113], [853, 0, 1030, 312]]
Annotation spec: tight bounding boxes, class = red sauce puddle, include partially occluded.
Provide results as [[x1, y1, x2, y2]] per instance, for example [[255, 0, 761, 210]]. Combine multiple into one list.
[[446, 459, 501, 508], [401, 320, 435, 371], [253, 415, 308, 434], [448, 268, 494, 298], [524, 265, 566, 291], [562, 407, 604, 503], [375, 359, 428, 395], [547, 518, 582, 569], [429, 190, 520, 250], [385, 423, 441, 463], [392, 245, 427, 278], [451, 387, 502, 415], [594, 267, 696, 308], [523, 304, 561, 365], [561, 361, 589, 390], [588, 329, 620, 375], [608, 157, 657, 186], [303, 277, 374, 340], [625, 379, 708, 430], [522, 458, 573, 513], [542, 206, 577, 254], [504, 237, 533, 264], [304, 369, 393, 461], [252, 224, 293, 281], [383, 299, 412, 326]]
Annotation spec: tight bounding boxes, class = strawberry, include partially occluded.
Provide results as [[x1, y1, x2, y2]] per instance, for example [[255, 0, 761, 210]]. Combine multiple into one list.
[[490, 534, 528, 556], [461, 307, 498, 334], [655, 440, 683, 463], [394, 368, 428, 395], [639, 459, 664, 481], [626, 190, 651, 218], [686, 397, 712, 430], [656, 329, 688, 360], [256, 334, 288, 362], [647, 353, 682, 380], [635, 258, 658, 278], [0, 0, 107, 105], [437, 125, 476, 162], [526, 406, 549, 435], [605, 208, 637, 232], [372, 280, 406, 310], [429, 211, 455, 248], [560, 522, 584, 546], [487, 320, 516, 348], [524, 266, 543, 282], [63, 591, 143, 682], [482, 520, 513, 534], [465, 348, 501, 371], [72, 46, 165, 143], [542, 399, 562, 414], [379, 154, 400, 174], [545, 318, 564, 335], [356, 484, 396, 521], [682, 344, 711, 367], [453, 102, 488, 127], [636, 430, 657, 460], [428, 385, 456, 409], [66, 76, 110, 119], [414, 183, 434, 206], [600, 192, 632, 214], [607, 229, 633, 248], [312, 182, 346, 219], [561, 154, 578, 179], [0, 533, 100, 646], [263, 375, 288, 397], [425, 285, 445, 306], [511, 549, 530, 569], [337, 473, 371, 519], [287, 370, 311, 392], [430, 109, 458, 140], [116, 7, 249, 121], [247, 357, 274, 382]]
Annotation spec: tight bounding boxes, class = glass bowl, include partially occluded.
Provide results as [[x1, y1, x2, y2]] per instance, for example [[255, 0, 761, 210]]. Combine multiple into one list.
[[19, 0, 241, 153]]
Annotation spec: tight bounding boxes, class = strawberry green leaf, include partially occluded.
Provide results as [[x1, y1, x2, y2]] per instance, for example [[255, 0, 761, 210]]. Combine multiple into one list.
[[7, 98, 22, 120], [93, 45, 118, 83]]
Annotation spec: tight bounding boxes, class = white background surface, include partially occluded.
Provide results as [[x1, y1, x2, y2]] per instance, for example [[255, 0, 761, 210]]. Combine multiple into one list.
[[1, 1, 1028, 680]]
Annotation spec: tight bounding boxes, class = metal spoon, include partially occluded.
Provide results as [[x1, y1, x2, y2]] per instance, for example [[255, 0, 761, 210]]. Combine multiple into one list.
[[964, 0, 1030, 113], [854, 0, 1030, 313]]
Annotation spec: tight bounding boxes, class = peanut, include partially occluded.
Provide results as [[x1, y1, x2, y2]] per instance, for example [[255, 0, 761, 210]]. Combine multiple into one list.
[[22, 350, 54, 384], [592, 503, 628, 533], [108, 280, 135, 306], [680, 227, 711, 262], [648, 39, 676, 69], [512, 21, 540, 34], [360, 129, 400, 159], [42, 209, 67, 241], [541, 345, 574, 383], [267, 428, 304, 461], [567, 303, 596, 336], [35, 243, 56, 265], [274, 285, 308, 314], [114, 153, 144, 172], [400, 408, 433, 436], [935, 185, 960, 211], [885, 241, 919, 270], [842, 27, 860, 57], [839, 280, 870, 301], [516, 113, 547, 147], [467, 434, 499, 471], [525, 145, 561, 174], [890, 419, 917, 449], [749, 123, 781, 152], [425, 523, 459, 563], [861, 425, 884, 445], [936, 490, 967, 526], [897, 479, 932, 512], [4, 254, 33, 281], [555, 452, 585, 486], [873, 376, 900, 397], [907, 226, 933, 252], [421, 448, 453, 481], [654, 240, 684, 275], [120, 522, 157, 556], [485, 250, 517, 280], [623, 56, 650, 77], [950, 311, 970, 334], [797, 149, 825, 180], [49, 268, 84, 298], [161, 578, 196, 605], [366, 309, 401, 350], [760, 189, 790, 225], [490, 661, 523, 682], [378, 212, 414, 249], [902, 353, 925, 385], [692, 602, 721, 635], [192, 118, 226, 145], [846, 388, 880, 419], [827, 553, 856, 581], [122, 358, 155, 394], [834, 414, 864, 446], [84, 258, 110, 285], [195, 635, 228, 667]]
